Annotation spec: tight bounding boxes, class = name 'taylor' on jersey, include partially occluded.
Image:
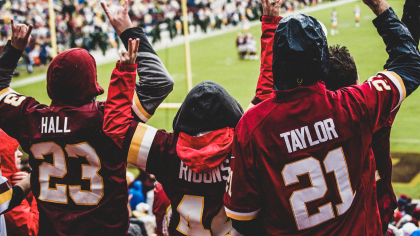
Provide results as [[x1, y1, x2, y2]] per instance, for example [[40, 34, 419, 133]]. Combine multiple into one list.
[[280, 118, 338, 153]]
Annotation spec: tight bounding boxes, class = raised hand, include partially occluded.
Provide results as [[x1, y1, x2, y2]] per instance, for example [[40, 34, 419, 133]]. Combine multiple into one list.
[[15, 174, 31, 196], [10, 19, 33, 51], [118, 38, 140, 65], [11, 171, 29, 185], [261, 0, 285, 17], [101, 0, 133, 36], [362, 0, 389, 16]]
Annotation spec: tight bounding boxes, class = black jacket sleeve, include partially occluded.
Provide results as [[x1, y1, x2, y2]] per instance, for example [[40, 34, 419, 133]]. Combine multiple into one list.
[[119, 27, 174, 122], [0, 41, 23, 90], [402, 0, 420, 48], [1, 185, 25, 215], [373, 7, 420, 96]]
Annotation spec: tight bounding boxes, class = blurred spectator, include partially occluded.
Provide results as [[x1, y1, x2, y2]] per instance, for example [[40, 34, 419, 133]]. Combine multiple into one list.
[[236, 32, 246, 59], [0, 0, 319, 76], [129, 180, 146, 210], [0, 130, 38, 236], [388, 193, 420, 236], [127, 194, 145, 236], [245, 31, 258, 60], [399, 194, 410, 211], [129, 170, 155, 198]]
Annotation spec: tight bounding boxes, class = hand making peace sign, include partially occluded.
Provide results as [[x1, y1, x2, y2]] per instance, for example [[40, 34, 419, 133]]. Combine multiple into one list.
[[118, 38, 140, 65]]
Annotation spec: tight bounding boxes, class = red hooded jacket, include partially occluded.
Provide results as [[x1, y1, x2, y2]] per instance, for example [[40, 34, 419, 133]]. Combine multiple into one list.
[[0, 130, 39, 236]]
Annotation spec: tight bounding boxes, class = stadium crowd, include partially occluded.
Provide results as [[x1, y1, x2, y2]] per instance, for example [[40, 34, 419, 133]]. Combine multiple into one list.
[[389, 194, 420, 236], [0, 0, 418, 235], [0, 0, 323, 71]]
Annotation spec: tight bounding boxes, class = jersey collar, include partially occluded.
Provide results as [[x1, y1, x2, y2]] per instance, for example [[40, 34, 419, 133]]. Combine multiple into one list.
[[271, 81, 327, 102]]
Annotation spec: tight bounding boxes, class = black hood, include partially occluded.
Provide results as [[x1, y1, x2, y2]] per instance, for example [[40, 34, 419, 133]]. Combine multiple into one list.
[[173, 81, 244, 136], [273, 14, 329, 90]]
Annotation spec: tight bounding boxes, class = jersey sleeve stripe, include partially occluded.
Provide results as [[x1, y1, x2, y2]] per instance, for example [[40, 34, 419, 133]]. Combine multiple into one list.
[[132, 93, 152, 122], [0, 88, 16, 101], [0, 189, 12, 209], [0, 180, 11, 194], [376, 71, 406, 111], [127, 123, 158, 170], [0, 176, 12, 213], [224, 207, 261, 221], [0, 199, 11, 215]]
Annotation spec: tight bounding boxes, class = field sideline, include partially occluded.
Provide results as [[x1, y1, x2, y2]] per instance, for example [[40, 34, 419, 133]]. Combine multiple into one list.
[[12, 0, 419, 196]]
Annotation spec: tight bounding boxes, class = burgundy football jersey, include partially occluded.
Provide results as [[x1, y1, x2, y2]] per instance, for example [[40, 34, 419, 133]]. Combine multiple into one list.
[[224, 71, 405, 235], [372, 109, 399, 231], [120, 122, 241, 236], [0, 88, 128, 236]]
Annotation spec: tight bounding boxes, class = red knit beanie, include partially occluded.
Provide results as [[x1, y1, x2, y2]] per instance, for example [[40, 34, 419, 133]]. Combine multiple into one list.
[[47, 48, 104, 105]]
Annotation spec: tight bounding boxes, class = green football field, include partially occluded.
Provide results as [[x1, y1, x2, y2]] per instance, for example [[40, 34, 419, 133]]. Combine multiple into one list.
[[13, 0, 420, 197]]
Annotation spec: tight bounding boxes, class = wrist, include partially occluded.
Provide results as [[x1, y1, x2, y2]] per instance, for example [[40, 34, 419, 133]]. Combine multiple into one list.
[[119, 27, 143, 50], [370, 1, 389, 16], [118, 25, 134, 36], [0, 40, 24, 69], [116, 61, 137, 71], [263, 12, 280, 17], [262, 15, 282, 25], [10, 43, 24, 51]]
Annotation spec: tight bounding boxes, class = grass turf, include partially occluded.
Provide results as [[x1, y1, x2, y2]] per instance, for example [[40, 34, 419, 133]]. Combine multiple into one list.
[[13, 0, 419, 197]]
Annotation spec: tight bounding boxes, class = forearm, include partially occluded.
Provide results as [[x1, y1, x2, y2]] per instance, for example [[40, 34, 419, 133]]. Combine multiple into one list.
[[1, 175, 30, 215], [0, 41, 23, 90], [120, 27, 174, 122], [401, 0, 420, 48], [252, 16, 282, 105], [374, 7, 420, 96], [104, 62, 137, 148]]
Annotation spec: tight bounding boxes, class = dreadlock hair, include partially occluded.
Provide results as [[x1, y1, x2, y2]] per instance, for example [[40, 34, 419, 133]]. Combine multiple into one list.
[[324, 45, 358, 91]]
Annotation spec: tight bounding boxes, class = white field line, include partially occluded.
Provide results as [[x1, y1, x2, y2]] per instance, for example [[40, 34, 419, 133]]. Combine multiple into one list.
[[157, 103, 182, 109], [390, 139, 420, 144], [11, 0, 357, 89]]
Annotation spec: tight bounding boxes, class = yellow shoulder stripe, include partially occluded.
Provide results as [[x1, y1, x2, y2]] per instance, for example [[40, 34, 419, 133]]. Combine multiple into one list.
[[0, 189, 13, 206], [127, 123, 158, 170], [132, 93, 152, 122]]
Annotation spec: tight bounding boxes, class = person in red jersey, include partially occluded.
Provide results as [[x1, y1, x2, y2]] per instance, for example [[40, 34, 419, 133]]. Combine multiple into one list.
[[102, 7, 245, 234], [0, 4, 173, 234], [326, 45, 402, 235], [104, 76, 244, 235], [223, 0, 420, 234], [249, 0, 420, 234]]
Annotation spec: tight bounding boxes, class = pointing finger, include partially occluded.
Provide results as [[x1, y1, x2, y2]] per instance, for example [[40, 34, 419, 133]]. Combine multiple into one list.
[[131, 39, 137, 59], [134, 38, 140, 55], [11, 19, 16, 33], [128, 38, 133, 55], [124, 0, 130, 12], [100, 2, 111, 19]]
